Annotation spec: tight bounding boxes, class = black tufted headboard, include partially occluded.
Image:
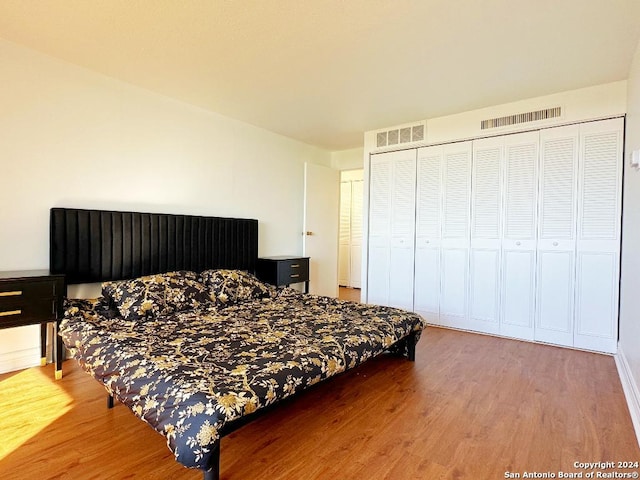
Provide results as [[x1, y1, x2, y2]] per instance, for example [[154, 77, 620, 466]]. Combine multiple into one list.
[[50, 208, 258, 284]]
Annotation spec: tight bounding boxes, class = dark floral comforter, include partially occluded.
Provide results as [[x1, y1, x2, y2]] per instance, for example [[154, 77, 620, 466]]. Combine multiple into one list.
[[60, 289, 427, 471]]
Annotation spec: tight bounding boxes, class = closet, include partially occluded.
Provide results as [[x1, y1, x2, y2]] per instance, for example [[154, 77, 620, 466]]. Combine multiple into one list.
[[367, 149, 416, 310], [414, 142, 473, 328], [366, 117, 623, 353]]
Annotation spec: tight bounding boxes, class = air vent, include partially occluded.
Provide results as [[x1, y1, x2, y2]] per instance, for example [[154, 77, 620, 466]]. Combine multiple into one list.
[[376, 122, 426, 148], [481, 107, 561, 130]]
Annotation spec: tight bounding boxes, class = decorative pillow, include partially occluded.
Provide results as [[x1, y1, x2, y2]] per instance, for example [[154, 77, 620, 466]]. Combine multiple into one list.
[[102, 271, 208, 320], [199, 269, 273, 306]]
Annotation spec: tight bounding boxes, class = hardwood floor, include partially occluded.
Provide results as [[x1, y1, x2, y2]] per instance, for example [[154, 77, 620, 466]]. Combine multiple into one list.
[[338, 287, 361, 302], [1, 327, 638, 479]]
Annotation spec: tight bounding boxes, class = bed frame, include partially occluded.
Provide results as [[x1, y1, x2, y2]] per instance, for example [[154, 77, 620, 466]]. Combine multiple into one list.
[[50, 207, 417, 480]]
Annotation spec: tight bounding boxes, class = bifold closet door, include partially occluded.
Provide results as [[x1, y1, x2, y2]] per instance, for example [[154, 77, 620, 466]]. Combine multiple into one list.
[[339, 179, 363, 289], [500, 131, 539, 341], [469, 137, 503, 334], [535, 124, 579, 347], [414, 145, 443, 324], [574, 118, 623, 353], [367, 156, 391, 305], [439, 141, 472, 328], [350, 180, 363, 289], [339, 180, 352, 286], [367, 150, 416, 310]]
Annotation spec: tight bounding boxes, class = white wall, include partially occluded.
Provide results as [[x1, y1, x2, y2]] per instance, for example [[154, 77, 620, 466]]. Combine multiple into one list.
[[341, 170, 363, 182], [425, 81, 627, 144], [0, 39, 332, 373], [331, 147, 364, 170], [619, 36, 640, 442], [364, 82, 627, 152]]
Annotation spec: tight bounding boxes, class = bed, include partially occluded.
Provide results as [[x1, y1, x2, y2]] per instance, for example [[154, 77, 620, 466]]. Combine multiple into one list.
[[51, 207, 427, 480]]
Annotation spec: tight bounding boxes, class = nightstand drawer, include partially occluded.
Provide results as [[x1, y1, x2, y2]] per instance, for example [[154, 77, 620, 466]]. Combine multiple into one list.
[[0, 297, 56, 328], [0, 280, 56, 301], [0, 279, 56, 328], [256, 256, 310, 292], [277, 259, 309, 285]]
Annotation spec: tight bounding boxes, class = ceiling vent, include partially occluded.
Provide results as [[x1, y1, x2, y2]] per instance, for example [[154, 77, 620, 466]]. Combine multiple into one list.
[[481, 107, 562, 130], [376, 122, 426, 148]]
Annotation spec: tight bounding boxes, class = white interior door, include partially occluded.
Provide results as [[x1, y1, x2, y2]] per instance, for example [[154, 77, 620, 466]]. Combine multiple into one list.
[[500, 131, 539, 341], [440, 142, 472, 328], [535, 124, 579, 347], [367, 155, 393, 305], [574, 118, 623, 353], [366, 150, 416, 308], [414, 145, 443, 324], [350, 179, 363, 288], [303, 162, 340, 297], [439, 141, 472, 328], [338, 180, 352, 286], [469, 137, 503, 334], [389, 152, 417, 310]]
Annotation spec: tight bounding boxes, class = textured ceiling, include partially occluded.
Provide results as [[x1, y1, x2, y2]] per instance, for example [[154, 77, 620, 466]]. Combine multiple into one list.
[[1, 0, 639, 150]]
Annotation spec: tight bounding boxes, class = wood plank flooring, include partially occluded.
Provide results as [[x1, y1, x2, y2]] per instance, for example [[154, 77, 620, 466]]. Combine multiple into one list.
[[1, 327, 638, 479], [338, 287, 361, 302]]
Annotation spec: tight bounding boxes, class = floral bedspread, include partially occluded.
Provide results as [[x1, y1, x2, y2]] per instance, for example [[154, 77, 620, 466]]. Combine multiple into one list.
[[60, 289, 426, 470]]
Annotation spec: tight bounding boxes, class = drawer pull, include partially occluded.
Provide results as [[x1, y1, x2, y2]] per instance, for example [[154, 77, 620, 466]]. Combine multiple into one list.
[[290, 274, 300, 278], [0, 309, 22, 317], [290, 264, 300, 268], [0, 290, 22, 297]]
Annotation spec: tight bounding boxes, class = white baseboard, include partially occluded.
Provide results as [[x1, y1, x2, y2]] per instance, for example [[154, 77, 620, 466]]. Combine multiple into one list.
[[0, 347, 40, 374], [615, 344, 640, 448]]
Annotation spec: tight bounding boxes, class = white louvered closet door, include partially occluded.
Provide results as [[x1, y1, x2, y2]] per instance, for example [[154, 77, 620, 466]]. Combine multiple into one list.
[[367, 155, 392, 305], [535, 125, 579, 347], [414, 145, 443, 324], [389, 151, 417, 310], [367, 150, 416, 309], [440, 141, 472, 328], [469, 137, 503, 334], [574, 118, 623, 353], [350, 180, 363, 289], [339, 181, 352, 286], [500, 132, 539, 341]]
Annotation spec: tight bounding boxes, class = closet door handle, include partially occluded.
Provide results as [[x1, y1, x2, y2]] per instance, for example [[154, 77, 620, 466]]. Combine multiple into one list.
[[516, 241, 521, 246], [553, 242, 559, 246]]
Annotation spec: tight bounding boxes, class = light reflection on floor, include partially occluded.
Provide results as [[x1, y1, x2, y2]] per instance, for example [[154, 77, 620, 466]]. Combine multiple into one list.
[[0, 367, 73, 460]]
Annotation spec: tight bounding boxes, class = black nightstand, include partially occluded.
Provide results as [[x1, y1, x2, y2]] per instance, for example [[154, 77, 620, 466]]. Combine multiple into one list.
[[256, 256, 310, 293], [0, 270, 66, 379]]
